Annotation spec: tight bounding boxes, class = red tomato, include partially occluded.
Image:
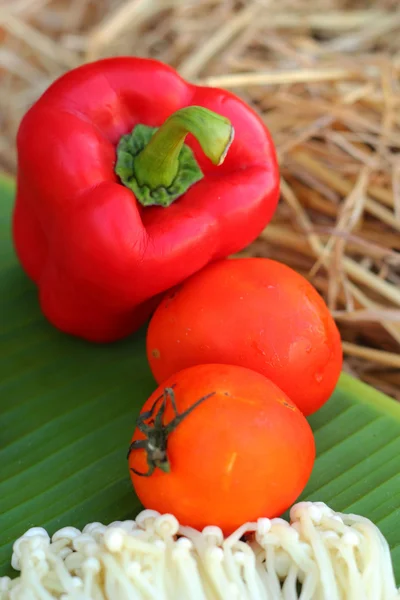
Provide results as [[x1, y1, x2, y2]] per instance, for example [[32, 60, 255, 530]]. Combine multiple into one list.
[[128, 364, 315, 533], [147, 258, 342, 416]]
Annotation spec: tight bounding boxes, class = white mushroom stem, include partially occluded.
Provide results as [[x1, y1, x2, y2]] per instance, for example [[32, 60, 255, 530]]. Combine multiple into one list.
[[1, 503, 399, 600]]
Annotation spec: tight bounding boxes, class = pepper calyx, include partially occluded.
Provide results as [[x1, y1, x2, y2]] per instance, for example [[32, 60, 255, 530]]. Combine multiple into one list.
[[115, 106, 234, 208]]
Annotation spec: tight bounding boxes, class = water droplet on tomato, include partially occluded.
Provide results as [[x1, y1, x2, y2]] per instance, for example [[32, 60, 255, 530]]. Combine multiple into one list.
[[315, 372, 323, 383], [200, 344, 210, 351], [251, 340, 266, 356]]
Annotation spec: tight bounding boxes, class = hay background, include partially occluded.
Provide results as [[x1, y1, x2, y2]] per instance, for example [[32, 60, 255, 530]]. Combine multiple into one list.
[[0, 0, 399, 399]]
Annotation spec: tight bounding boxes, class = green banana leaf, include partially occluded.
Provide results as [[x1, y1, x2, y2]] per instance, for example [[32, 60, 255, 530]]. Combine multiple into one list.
[[1, 173, 400, 583]]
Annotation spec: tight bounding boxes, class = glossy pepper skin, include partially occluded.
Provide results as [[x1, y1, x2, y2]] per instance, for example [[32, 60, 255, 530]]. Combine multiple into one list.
[[13, 57, 280, 342]]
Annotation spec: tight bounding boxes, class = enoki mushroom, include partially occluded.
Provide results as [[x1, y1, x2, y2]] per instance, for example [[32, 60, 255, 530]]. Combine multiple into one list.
[[1, 502, 399, 600]]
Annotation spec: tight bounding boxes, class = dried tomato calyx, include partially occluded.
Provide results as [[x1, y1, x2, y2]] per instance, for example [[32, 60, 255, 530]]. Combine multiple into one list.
[[127, 387, 215, 477]]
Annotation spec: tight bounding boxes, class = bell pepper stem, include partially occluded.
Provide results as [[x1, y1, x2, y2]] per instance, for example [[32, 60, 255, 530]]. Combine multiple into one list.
[[133, 106, 234, 189]]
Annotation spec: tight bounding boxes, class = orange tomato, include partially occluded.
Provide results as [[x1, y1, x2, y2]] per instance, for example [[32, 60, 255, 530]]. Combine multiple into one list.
[[128, 364, 315, 534], [147, 258, 342, 416]]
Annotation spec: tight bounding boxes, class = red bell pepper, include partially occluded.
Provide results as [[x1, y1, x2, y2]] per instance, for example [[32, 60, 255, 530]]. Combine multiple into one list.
[[13, 57, 280, 342]]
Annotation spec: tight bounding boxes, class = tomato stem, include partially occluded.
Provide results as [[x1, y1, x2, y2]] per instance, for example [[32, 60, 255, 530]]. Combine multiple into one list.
[[128, 387, 215, 477]]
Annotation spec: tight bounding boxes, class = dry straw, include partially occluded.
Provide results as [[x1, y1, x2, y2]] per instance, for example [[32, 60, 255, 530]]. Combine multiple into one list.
[[0, 0, 399, 399]]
